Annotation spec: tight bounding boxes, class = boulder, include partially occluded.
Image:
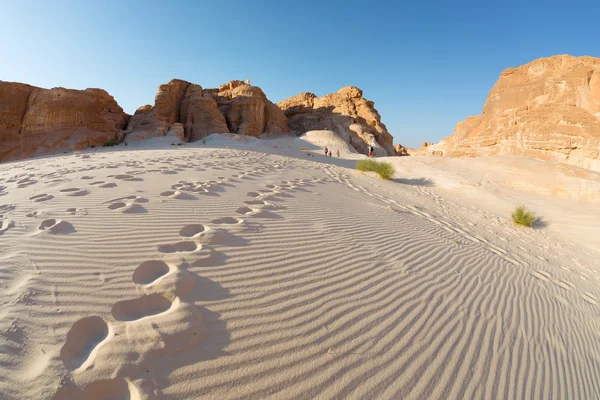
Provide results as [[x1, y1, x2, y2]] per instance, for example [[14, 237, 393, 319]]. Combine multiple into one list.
[[438, 55, 600, 171], [0, 81, 127, 161], [278, 86, 396, 156]]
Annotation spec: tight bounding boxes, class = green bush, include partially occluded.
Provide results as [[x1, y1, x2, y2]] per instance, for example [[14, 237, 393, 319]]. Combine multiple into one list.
[[512, 206, 536, 227], [103, 139, 119, 147], [356, 159, 395, 180]]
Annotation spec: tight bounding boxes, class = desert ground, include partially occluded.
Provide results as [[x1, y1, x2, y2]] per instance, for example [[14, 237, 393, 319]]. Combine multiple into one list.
[[0, 133, 599, 399]]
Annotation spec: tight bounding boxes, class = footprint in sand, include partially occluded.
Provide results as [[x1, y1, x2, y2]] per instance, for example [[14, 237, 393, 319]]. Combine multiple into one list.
[[60, 316, 109, 370], [80, 176, 94, 180], [106, 196, 148, 213], [211, 217, 243, 225], [179, 224, 206, 238], [244, 199, 266, 206], [158, 241, 199, 254], [75, 378, 137, 399], [111, 294, 173, 321], [38, 219, 75, 234], [0, 220, 15, 235], [29, 194, 54, 203], [121, 203, 147, 213], [109, 174, 143, 182], [132, 260, 170, 285], [160, 190, 197, 200], [99, 182, 118, 188], [107, 202, 126, 210], [0, 204, 16, 213], [236, 206, 254, 215], [60, 188, 90, 196]]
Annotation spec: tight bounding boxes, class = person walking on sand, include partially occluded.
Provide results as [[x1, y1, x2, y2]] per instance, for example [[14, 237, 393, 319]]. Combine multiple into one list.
[[328, 150, 332, 157], [368, 145, 374, 158], [336, 149, 340, 157], [324, 146, 328, 156]]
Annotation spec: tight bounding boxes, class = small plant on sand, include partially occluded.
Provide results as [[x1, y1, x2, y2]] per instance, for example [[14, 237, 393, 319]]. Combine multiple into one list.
[[512, 205, 536, 227], [301, 147, 307, 151], [103, 139, 119, 147], [356, 159, 395, 180]]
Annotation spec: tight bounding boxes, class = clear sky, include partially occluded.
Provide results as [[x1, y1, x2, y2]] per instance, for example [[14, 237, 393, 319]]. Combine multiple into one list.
[[1, 0, 598, 148]]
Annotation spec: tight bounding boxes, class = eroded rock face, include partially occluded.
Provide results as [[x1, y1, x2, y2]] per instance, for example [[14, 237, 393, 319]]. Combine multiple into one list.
[[125, 79, 289, 142], [278, 86, 396, 156], [394, 144, 409, 156], [439, 55, 600, 171], [0, 81, 127, 161]]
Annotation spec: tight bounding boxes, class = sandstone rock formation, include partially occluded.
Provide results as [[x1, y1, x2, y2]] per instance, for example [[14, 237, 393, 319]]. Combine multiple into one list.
[[0, 79, 403, 162], [277, 87, 396, 156], [394, 144, 410, 156], [437, 55, 600, 171], [0, 81, 127, 161], [125, 79, 289, 142]]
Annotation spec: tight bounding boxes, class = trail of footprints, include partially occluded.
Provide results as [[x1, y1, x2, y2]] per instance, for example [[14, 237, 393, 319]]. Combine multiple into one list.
[[56, 166, 324, 397]]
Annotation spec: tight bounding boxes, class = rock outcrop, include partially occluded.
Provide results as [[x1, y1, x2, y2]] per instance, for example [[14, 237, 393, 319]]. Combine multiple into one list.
[[438, 55, 600, 171], [1, 79, 402, 162], [0, 81, 128, 161], [277, 86, 396, 156], [394, 144, 410, 156], [125, 79, 289, 142]]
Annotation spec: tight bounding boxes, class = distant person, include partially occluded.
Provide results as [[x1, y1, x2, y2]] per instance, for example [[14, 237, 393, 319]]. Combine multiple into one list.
[[336, 149, 340, 157], [324, 146, 328, 156], [368, 146, 374, 158], [328, 150, 332, 157]]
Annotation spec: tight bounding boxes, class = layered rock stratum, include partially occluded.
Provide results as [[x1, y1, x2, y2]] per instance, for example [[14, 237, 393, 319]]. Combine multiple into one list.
[[0, 81, 128, 161], [435, 55, 600, 171], [277, 86, 396, 156]]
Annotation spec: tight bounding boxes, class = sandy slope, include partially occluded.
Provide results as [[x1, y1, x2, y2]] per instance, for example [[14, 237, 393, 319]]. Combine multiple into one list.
[[0, 136, 599, 399]]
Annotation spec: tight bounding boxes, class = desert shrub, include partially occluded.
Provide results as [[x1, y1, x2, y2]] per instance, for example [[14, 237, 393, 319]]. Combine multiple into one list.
[[356, 159, 395, 180], [301, 147, 307, 151], [103, 139, 119, 147], [512, 206, 536, 227]]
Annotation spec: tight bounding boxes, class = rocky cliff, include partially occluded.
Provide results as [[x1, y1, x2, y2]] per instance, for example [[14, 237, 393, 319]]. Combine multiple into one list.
[[125, 79, 289, 142], [277, 86, 396, 156], [438, 55, 600, 171], [0, 79, 405, 162], [0, 81, 128, 161]]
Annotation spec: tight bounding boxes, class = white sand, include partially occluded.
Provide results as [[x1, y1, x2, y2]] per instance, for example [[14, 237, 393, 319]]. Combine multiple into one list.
[[0, 135, 599, 399]]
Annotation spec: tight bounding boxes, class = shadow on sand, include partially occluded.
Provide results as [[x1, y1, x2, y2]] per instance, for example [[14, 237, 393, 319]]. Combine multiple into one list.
[[392, 177, 435, 187]]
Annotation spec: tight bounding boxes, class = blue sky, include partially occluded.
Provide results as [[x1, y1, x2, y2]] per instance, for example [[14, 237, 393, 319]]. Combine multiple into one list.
[[1, 0, 598, 148]]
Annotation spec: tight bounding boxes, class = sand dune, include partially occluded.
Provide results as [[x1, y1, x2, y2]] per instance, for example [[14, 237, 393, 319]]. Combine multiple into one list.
[[0, 139, 599, 399]]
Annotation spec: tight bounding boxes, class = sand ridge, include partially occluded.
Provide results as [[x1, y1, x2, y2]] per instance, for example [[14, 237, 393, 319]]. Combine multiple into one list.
[[0, 143, 598, 399]]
